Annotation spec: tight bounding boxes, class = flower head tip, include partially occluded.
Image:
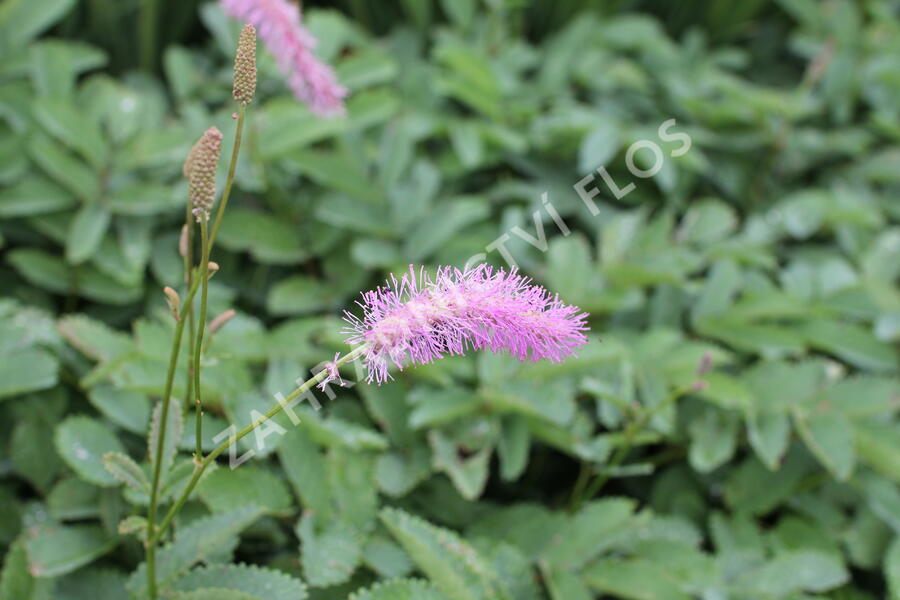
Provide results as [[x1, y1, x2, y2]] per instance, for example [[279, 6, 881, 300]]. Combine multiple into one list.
[[233, 23, 257, 104]]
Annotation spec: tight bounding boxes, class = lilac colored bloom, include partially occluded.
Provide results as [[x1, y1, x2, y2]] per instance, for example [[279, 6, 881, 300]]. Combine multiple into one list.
[[343, 265, 589, 384], [220, 0, 347, 115]]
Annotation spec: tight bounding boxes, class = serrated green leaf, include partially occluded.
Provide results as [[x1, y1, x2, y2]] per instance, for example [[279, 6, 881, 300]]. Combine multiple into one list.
[[33, 99, 107, 168], [102, 452, 150, 492], [24, 524, 116, 578], [738, 550, 849, 596], [328, 448, 379, 529], [381, 507, 506, 600], [361, 536, 413, 578], [65, 203, 111, 264], [28, 134, 98, 201], [11, 415, 61, 492], [88, 385, 150, 434], [468, 504, 565, 561], [117, 516, 148, 538], [746, 411, 790, 470], [217, 208, 307, 265], [886, 536, 900, 600], [52, 567, 128, 600], [57, 314, 132, 361], [127, 505, 265, 595], [0, 0, 75, 49], [803, 320, 898, 372], [47, 477, 100, 521], [172, 563, 307, 600], [429, 430, 490, 500], [542, 498, 636, 571], [197, 466, 292, 515], [278, 428, 333, 517], [856, 422, 900, 484], [172, 590, 257, 600], [794, 409, 855, 480], [688, 406, 738, 472], [349, 579, 445, 600], [0, 539, 34, 600], [297, 513, 362, 588], [55, 416, 125, 486], [0, 348, 58, 400], [582, 558, 691, 600], [0, 176, 76, 217], [409, 387, 480, 429], [497, 415, 529, 481]]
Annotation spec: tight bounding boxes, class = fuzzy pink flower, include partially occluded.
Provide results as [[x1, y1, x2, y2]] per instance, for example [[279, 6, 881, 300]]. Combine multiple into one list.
[[220, 0, 347, 115], [343, 265, 589, 384]]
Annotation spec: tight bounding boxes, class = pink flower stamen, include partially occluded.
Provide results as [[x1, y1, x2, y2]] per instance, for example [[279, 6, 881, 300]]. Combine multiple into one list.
[[343, 265, 590, 384]]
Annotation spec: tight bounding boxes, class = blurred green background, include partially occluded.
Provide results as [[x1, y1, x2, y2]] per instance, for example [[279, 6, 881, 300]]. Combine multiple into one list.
[[1, 0, 899, 599]]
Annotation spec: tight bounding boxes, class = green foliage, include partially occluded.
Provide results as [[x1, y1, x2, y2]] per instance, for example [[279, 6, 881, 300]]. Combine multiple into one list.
[[170, 563, 307, 600], [1, 0, 899, 598]]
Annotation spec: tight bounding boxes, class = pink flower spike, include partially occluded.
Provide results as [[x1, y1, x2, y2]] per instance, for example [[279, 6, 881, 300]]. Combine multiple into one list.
[[343, 265, 590, 384], [316, 352, 344, 391], [219, 0, 347, 115]]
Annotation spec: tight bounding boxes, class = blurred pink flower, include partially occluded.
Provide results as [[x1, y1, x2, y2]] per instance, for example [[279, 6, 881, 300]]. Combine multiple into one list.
[[220, 0, 347, 115], [344, 265, 590, 384]]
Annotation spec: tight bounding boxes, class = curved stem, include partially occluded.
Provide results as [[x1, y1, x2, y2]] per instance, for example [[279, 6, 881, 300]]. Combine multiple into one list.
[[155, 346, 367, 540], [209, 104, 245, 250], [183, 210, 197, 461], [147, 106, 246, 599]]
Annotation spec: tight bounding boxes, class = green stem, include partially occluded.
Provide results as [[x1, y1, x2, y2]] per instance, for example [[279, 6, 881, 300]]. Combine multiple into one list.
[[147, 106, 246, 599], [209, 104, 245, 250], [192, 220, 211, 459], [145, 273, 202, 600], [183, 210, 197, 461], [139, 0, 157, 73], [154, 346, 367, 540]]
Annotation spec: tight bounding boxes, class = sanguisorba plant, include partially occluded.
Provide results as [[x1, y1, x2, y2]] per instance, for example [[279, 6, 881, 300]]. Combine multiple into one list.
[[140, 4, 588, 598]]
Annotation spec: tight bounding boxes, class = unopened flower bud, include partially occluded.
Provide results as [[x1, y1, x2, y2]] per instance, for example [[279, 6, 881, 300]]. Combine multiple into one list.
[[209, 309, 236, 335], [187, 127, 222, 222], [163, 286, 180, 321], [207, 261, 219, 278], [696, 351, 713, 376], [179, 224, 189, 258], [233, 24, 257, 105]]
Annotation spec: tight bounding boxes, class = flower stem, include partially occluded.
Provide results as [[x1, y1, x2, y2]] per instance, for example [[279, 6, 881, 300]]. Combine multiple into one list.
[[146, 106, 246, 599], [154, 346, 367, 540], [183, 208, 197, 460], [192, 219, 211, 459], [145, 272, 202, 600], [209, 104, 245, 250], [138, 0, 158, 73]]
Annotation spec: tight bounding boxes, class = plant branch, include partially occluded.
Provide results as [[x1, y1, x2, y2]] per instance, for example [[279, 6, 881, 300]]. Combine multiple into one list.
[[154, 345, 367, 540], [192, 219, 211, 459], [209, 104, 245, 250], [145, 271, 202, 600]]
